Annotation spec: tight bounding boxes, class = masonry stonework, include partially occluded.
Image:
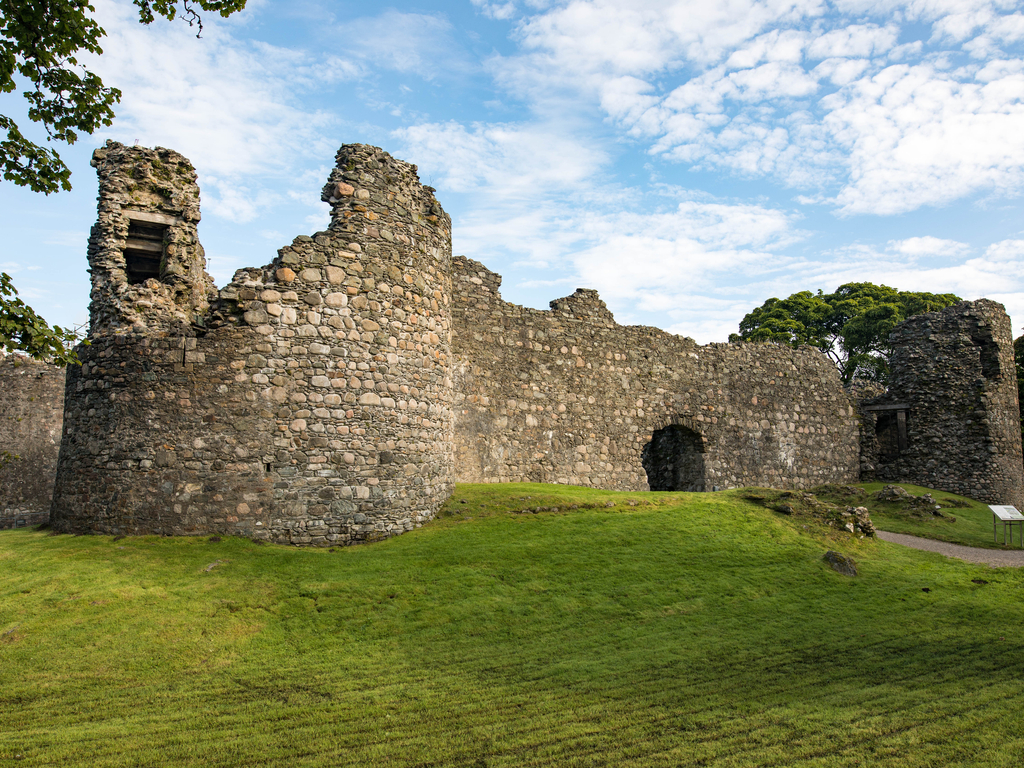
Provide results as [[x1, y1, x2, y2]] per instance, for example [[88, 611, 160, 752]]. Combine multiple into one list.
[[36, 141, 1022, 544], [51, 142, 454, 543], [0, 353, 66, 529], [450, 258, 860, 491], [860, 300, 1024, 508]]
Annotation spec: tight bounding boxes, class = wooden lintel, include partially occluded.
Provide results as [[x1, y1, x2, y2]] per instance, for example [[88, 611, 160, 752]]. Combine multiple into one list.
[[125, 210, 180, 226], [125, 239, 164, 253], [861, 404, 911, 412]]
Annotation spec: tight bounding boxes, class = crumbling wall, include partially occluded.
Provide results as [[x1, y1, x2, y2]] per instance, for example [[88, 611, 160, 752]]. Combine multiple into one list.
[[0, 353, 66, 529], [450, 258, 861, 491], [49, 141, 1024, 545], [85, 142, 216, 333], [861, 300, 1024, 507], [51, 143, 454, 544]]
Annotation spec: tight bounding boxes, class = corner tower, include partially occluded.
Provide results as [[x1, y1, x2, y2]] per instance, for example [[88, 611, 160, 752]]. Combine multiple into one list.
[[51, 143, 455, 544], [861, 300, 1024, 508]]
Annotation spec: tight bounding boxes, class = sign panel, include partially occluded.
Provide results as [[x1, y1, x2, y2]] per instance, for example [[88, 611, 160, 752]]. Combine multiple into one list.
[[989, 505, 1024, 521]]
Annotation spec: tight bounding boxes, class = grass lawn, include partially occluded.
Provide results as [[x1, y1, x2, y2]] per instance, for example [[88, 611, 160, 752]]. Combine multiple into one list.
[[2, 483, 1023, 766], [836, 482, 1013, 550]]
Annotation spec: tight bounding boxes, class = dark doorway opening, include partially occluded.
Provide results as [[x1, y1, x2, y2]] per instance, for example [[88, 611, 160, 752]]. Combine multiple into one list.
[[642, 424, 706, 491], [875, 410, 908, 463]]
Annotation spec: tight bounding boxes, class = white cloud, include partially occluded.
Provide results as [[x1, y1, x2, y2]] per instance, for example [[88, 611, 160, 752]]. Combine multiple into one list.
[[336, 11, 469, 79], [80, 0, 350, 223], [89, 1, 342, 177], [826, 63, 1024, 214], [471, 0, 519, 21], [812, 57, 872, 86], [394, 120, 609, 195], [982, 238, 1024, 261], [488, 0, 1024, 216], [513, 0, 826, 76], [763, 235, 1023, 310], [806, 24, 898, 59], [887, 236, 971, 257]]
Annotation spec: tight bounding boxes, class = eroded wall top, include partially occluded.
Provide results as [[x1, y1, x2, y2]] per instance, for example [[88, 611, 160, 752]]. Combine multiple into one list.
[[87, 142, 216, 334], [53, 143, 457, 545], [450, 256, 861, 492]]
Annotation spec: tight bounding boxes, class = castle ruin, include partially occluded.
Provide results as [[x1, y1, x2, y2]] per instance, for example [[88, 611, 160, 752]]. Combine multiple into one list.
[[23, 142, 1022, 543]]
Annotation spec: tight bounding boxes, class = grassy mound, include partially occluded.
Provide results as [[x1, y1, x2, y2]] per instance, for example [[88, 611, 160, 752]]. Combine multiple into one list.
[[2, 483, 1022, 766], [813, 482, 1006, 550]]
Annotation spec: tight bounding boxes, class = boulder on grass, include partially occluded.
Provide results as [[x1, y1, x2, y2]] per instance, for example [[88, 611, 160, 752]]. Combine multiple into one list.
[[824, 550, 858, 577]]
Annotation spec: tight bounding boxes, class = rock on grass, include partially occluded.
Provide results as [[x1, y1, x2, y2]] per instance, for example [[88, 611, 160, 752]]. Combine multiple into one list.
[[824, 550, 858, 576]]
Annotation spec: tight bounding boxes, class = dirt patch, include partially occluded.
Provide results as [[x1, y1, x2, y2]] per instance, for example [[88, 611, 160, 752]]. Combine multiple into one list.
[[876, 531, 1024, 567]]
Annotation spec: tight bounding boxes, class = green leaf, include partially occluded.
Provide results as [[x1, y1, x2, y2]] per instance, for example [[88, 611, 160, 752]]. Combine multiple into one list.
[[0, 272, 85, 363]]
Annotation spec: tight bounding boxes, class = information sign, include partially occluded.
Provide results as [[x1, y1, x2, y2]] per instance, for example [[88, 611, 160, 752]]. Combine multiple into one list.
[[989, 505, 1024, 546], [990, 505, 1024, 521]]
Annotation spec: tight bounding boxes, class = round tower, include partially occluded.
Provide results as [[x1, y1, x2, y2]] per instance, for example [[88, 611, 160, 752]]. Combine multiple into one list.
[[51, 143, 455, 545]]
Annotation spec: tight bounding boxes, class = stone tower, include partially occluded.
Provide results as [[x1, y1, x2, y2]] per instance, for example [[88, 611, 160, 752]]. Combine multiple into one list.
[[51, 143, 455, 544], [860, 300, 1024, 508], [84, 142, 216, 332]]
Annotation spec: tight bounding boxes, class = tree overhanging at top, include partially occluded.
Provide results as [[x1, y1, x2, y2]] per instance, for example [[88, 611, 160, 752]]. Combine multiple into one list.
[[0, 0, 247, 363], [730, 283, 962, 385]]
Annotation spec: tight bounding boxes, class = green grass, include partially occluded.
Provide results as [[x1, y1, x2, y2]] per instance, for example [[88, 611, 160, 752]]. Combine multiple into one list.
[[816, 482, 1013, 550], [2, 483, 1023, 766]]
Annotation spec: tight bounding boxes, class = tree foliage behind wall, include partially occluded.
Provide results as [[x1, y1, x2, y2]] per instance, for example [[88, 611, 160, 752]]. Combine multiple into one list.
[[731, 283, 961, 385]]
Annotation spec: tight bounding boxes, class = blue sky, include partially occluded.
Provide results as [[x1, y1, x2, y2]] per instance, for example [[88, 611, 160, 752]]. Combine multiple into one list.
[[3, 0, 1024, 343]]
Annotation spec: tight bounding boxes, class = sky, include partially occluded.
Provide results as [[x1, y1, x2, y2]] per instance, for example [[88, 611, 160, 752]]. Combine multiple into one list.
[[3, 0, 1024, 343]]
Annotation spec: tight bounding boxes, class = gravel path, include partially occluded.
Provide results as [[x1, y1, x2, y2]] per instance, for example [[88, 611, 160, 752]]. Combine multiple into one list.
[[876, 530, 1024, 567]]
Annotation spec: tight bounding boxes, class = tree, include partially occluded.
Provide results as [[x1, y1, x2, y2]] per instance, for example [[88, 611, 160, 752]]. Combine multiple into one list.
[[730, 283, 961, 385], [0, 0, 247, 361], [0, 271, 80, 362]]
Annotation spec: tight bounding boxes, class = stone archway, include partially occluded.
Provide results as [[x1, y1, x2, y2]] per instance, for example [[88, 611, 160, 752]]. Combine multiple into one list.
[[641, 424, 707, 492]]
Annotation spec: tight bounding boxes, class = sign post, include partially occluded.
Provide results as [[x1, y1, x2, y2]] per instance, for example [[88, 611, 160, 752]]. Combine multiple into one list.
[[988, 505, 1024, 547]]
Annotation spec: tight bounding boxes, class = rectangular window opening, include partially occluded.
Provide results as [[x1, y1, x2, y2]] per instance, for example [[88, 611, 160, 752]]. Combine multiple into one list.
[[125, 220, 167, 284]]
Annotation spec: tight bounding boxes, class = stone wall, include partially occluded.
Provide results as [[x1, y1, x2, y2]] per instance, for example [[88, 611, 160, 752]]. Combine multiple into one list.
[[85, 142, 216, 333], [51, 143, 454, 544], [0, 353, 66, 529], [860, 300, 1024, 508], [450, 258, 861, 491], [45, 141, 1022, 545]]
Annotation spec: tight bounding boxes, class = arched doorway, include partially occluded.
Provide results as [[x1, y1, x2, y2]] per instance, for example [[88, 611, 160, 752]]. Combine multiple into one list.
[[642, 424, 707, 491]]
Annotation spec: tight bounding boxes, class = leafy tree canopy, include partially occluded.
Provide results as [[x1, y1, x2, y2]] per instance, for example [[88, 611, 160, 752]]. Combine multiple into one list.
[[0, 0, 246, 362], [730, 283, 961, 385], [0, 271, 80, 363]]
